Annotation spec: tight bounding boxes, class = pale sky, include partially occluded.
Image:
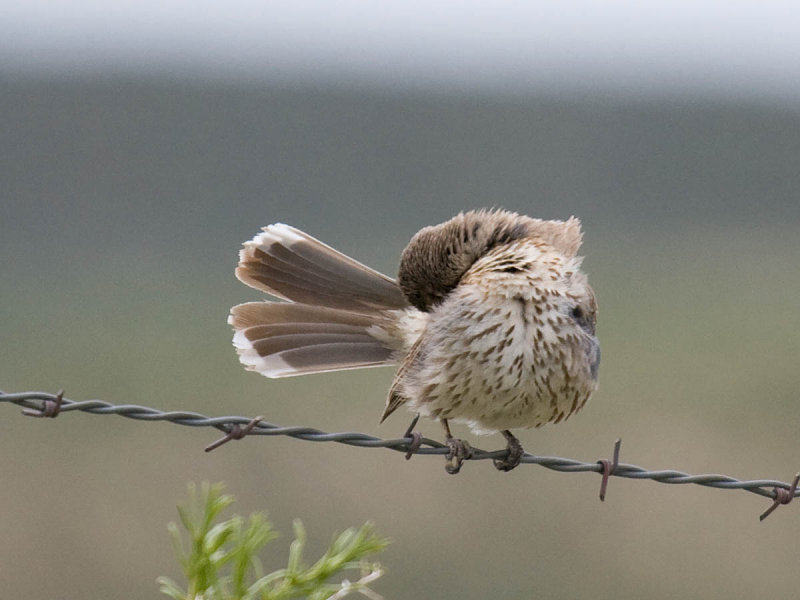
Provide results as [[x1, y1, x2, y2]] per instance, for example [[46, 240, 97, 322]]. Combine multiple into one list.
[[2, 0, 799, 101]]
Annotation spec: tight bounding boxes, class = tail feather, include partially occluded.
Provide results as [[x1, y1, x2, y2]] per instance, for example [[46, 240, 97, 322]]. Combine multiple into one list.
[[230, 301, 397, 378], [231, 224, 412, 377], [235, 224, 408, 312]]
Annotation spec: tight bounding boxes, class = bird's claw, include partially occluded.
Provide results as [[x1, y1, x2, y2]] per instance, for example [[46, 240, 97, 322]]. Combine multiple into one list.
[[404, 431, 423, 460], [445, 437, 472, 474], [493, 436, 524, 472]]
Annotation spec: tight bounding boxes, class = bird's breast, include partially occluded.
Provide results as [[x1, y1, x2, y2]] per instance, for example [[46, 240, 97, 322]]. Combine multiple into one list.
[[401, 280, 597, 433]]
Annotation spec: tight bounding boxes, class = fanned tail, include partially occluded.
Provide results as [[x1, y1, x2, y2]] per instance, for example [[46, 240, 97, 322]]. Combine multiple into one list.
[[230, 223, 410, 377]]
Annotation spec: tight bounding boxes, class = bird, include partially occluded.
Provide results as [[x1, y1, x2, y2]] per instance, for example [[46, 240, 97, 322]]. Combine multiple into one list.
[[229, 209, 599, 473]]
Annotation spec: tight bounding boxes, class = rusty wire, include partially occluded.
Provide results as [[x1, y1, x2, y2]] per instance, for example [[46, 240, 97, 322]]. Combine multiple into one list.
[[2, 389, 797, 520]]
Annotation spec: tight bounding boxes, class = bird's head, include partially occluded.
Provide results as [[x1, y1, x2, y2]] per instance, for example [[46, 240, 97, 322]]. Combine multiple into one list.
[[398, 208, 584, 312]]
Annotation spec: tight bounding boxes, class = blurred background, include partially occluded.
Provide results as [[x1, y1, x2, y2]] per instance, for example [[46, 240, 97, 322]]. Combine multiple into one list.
[[2, 1, 800, 598]]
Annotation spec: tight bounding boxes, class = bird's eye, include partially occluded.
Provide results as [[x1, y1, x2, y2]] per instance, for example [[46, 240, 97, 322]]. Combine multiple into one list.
[[570, 305, 595, 335]]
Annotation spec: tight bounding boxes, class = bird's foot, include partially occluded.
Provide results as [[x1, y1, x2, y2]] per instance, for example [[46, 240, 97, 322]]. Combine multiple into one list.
[[493, 430, 524, 472], [404, 431, 423, 460], [402, 414, 423, 460], [445, 437, 473, 474]]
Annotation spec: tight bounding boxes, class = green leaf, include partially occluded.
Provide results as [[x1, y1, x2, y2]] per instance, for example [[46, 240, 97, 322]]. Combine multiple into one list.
[[160, 482, 387, 600]]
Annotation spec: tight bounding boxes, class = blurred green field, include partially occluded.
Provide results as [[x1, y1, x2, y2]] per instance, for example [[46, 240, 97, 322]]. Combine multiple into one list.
[[2, 77, 799, 599]]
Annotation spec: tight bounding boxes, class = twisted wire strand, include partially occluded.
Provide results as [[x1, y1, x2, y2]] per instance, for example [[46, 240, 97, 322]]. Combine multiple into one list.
[[2, 390, 797, 516]]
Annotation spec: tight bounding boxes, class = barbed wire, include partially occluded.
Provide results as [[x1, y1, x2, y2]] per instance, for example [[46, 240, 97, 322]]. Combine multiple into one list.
[[2, 389, 798, 521]]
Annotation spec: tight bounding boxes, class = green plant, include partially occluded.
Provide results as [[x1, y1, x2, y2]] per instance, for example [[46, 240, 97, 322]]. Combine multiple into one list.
[[158, 482, 389, 600]]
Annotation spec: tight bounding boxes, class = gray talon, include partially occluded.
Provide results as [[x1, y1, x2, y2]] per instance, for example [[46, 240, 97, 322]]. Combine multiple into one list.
[[445, 437, 472, 474], [404, 431, 423, 460], [493, 430, 524, 472]]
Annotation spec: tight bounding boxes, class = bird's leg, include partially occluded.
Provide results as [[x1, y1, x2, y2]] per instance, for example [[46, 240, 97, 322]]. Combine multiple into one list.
[[493, 429, 524, 472], [442, 419, 472, 474], [402, 413, 423, 460]]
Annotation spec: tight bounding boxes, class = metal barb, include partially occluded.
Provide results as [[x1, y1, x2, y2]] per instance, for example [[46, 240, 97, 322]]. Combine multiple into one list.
[[759, 472, 800, 521], [205, 416, 264, 452], [22, 388, 63, 418], [598, 438, 622, 502]]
